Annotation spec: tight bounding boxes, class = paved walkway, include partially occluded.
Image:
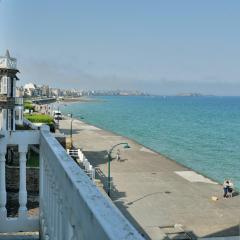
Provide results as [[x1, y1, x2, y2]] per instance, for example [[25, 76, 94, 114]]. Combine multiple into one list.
[[59, 118, 240, 240]]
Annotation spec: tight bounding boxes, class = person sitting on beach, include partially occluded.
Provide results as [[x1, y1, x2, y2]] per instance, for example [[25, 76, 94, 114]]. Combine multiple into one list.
[[223, 180, 234, 198]]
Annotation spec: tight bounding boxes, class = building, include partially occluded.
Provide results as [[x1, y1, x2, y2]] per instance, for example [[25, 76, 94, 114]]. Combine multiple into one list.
[[0, 50, 23, 130], [41, 85, 50, 97], [50, 88, 60, 97], [23, 82, 36, 97]]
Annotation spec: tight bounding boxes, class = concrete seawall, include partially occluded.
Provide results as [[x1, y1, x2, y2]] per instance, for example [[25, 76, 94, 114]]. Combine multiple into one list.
[[59, 118, 240, 239]]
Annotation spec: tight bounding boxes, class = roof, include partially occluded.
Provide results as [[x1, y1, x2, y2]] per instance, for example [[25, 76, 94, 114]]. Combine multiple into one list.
[[24, 83, 36, 89]]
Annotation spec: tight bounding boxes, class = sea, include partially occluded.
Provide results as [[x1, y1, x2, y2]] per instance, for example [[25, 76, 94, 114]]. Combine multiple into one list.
[[60, 96, 240, 189]]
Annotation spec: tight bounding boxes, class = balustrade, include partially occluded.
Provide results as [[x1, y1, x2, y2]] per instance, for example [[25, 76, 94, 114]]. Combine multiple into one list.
[[15, 97, 23, 105], [0, 126, 143, 239], [18, 146, 28, 219], [0, 130, 39, 232], [40, 126, 143, 240], [0, 151, 7, 220]]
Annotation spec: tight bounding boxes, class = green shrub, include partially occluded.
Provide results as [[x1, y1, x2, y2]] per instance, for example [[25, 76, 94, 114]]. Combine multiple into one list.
[[27, 149, 39, 167], [24, 114, 54, 124]]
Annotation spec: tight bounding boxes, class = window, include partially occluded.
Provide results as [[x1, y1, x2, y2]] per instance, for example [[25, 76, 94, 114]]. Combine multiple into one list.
[[1, 76, 8, 94]]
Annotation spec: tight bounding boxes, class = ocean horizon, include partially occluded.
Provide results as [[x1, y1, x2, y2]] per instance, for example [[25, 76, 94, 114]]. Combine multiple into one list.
[[60, 95, 240, 189]]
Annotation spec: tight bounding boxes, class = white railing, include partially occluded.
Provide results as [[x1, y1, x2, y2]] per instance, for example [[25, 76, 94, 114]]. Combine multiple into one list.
[[40, 126, 143, 240], [67, 149, 96, 181], [0, 130, 40, 232], [0, 126, 143, 239], [15, 97, 23, 105], [23, 118, 39, 130]]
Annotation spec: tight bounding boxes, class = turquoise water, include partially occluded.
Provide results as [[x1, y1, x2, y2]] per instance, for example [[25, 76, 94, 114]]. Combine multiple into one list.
[[61, 96, 240, 189]]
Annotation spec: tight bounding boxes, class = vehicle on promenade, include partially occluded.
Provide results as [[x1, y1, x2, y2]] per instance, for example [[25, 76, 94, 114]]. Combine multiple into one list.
[[53, 110, 63, 120]]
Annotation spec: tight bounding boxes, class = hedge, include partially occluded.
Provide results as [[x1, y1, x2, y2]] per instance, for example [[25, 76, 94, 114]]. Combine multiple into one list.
[[24, 114, 54, 124]]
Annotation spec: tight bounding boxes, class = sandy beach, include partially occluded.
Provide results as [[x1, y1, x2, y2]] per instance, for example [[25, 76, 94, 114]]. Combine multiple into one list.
[[58, 117, 240, 239], [61, 96, 101, 103]]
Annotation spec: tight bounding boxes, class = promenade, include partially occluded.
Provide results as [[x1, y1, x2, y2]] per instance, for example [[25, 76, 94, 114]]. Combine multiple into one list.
[[59, 118, 240, 240]]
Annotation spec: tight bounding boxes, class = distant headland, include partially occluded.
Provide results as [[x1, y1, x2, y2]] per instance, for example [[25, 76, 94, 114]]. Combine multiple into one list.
[[176, 92, 214, 97]]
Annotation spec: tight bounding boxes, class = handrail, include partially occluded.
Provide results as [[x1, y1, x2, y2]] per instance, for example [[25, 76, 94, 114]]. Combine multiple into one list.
[[15, 97, 23, 105], [40, 127, 143, 240]]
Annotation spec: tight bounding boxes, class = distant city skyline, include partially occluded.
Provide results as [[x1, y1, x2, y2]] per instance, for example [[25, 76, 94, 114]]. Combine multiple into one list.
[[1, 1, 240, 95]]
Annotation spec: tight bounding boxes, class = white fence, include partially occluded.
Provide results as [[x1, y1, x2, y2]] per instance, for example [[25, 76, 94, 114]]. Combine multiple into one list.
[[40, 126, 143, 240], [23, 118, 39, 130], [0, 126, 143, 239], [67, 149, 96, 181], [0, 130, 39, 232]]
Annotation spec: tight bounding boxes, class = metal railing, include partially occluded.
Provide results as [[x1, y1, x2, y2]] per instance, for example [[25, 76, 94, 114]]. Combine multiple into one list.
[[15, 97, 23, 105], [0, 96, 15, 108], [0, 96, 23, 107]]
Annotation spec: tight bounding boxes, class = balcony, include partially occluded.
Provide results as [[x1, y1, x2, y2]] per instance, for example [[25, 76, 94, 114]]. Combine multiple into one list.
[[15, 97, 23, 106], [0, 126, 143, 239], [0, 96, 15, 108], [0, 97, 23, 108]]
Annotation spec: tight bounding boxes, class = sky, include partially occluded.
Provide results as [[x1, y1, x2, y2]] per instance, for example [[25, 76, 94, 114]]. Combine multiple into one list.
[[0, 0, 240, 95]]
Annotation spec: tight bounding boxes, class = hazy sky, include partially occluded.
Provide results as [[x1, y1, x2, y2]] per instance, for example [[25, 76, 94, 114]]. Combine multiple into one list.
[[0, 0, 240, 95]]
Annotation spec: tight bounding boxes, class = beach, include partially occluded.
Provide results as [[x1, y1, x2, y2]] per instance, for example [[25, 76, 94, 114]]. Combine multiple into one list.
[[60, 96, 240, 190], [61, 96, 102, 103], [58, 117, 240, 239]]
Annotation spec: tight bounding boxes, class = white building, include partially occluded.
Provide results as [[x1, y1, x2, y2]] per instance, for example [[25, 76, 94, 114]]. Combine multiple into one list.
[[23, 82, 36, 96], [0, 50, 23, 130]]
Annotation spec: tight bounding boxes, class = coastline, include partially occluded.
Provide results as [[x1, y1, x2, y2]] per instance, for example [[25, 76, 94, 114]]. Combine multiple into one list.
[[62, 112, 224, 189], [59, 96, 240, 191], [72, 116, 222, 186], [61, 96, 104, 104], [58, 115, 240, 239]]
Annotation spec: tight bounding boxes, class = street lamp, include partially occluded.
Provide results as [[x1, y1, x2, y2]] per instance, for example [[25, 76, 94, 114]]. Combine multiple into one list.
[[67, 113, 84, 149], [68, 113, 73, 149], [57, 102, 60, 126], [107, 142, 130, 197]]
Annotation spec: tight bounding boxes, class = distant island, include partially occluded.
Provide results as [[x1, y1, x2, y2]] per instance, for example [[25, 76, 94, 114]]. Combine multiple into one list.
[[176, 92, 211, 97]]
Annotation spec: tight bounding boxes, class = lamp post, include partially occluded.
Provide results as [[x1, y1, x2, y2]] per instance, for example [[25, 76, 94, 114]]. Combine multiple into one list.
[[107, 142, 130, 197], [68, 113, 73, 149], [57, 103, 60, 126]]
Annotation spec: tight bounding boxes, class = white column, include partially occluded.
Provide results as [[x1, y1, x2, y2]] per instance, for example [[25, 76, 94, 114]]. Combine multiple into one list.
[[0, 152, 7, 220], [18, 145, 28, 219]]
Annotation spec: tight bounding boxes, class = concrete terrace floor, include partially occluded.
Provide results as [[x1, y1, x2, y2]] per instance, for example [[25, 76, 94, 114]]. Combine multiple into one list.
[[59, 118, 240, 240]]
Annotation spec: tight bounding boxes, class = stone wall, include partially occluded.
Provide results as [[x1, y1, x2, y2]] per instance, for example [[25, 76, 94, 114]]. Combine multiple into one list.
[[6, 165, 39, 193]]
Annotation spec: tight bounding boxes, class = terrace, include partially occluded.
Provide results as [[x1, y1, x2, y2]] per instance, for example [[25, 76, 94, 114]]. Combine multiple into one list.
[[0, 125, 143, 240]]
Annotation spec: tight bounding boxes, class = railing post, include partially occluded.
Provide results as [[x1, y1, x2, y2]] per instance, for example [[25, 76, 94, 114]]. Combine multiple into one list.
[[18, 144, 28, 219], [0, 151, 7, 220]]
